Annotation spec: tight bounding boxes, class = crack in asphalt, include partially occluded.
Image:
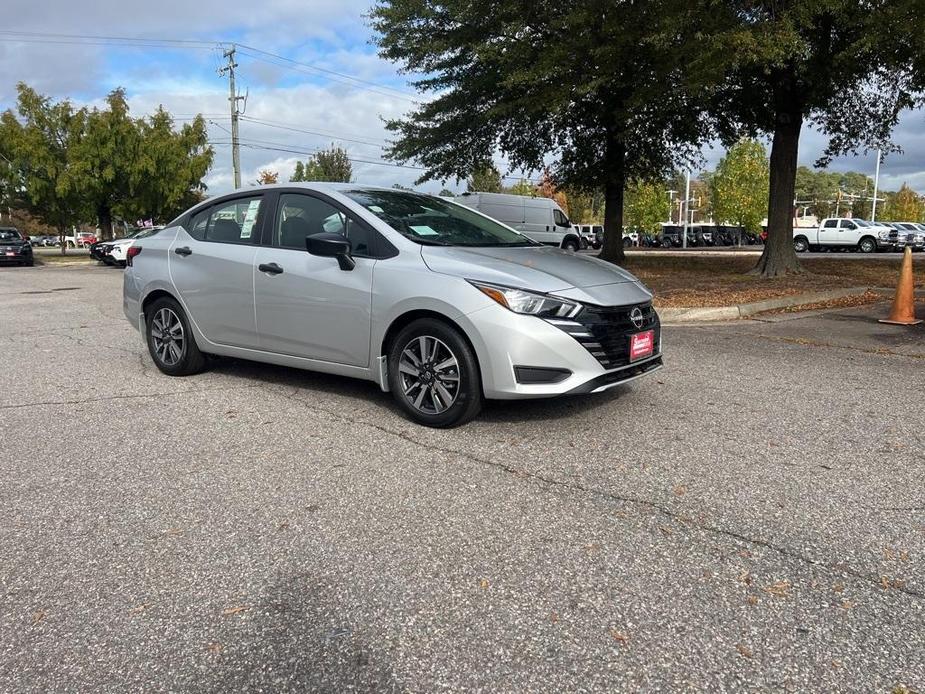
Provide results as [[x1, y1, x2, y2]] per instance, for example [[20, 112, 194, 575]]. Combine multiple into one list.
[[271, 385, 925, 603], [0, 382, 264, 410]]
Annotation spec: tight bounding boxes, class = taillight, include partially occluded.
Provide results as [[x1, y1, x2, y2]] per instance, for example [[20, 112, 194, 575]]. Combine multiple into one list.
[[126, 246, 142, 266]]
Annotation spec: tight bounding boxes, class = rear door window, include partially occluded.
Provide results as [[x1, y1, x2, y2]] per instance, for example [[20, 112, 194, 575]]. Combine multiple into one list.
[[188, 197, 264, 244]]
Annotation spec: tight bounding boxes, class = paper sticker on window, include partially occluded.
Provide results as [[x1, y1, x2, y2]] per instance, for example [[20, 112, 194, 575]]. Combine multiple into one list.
[[409, 225, 439, 236], [240, 200, 261, 239], [369, 205, 385, 213]]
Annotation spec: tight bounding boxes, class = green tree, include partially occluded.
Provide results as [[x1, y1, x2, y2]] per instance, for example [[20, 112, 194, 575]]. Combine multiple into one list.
[[699, 0, 925, 276], [438, 187, 454, 197], [624, 181, 669, 235], [290, 161, 305, 182], [371, 0, 710, 265], [131, 109, 211, 224], [883, 183, 923, 222], [301, 145, 353, 182], [466, 161, 503, 193], [0, 83, 87, 253], [504, 178, 535, 197], [69, 88, 141, 240], [711, 139, 770, 233]]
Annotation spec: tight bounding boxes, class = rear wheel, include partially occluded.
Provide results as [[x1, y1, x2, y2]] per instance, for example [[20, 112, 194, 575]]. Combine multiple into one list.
[[145, 296, 206, 376], [793, 236, 809, 253], [387, 318, 482, 428], [858, 237, 876, 253]]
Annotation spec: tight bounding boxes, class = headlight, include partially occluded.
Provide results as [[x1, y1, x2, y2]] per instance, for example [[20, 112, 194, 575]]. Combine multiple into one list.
[[878, 230, 890, 239], [469, 281, 582, 318]]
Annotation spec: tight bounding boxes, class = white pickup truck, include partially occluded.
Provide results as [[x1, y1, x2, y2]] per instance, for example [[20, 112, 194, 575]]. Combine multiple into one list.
[[792, 218, 893, 253]]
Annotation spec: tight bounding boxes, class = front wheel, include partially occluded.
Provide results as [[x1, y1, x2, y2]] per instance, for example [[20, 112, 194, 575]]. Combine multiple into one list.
[[387, 319, 482, 428], [145, 296, 207, 376], [858, 237, 876, 254], [562, 238, 580, 252]]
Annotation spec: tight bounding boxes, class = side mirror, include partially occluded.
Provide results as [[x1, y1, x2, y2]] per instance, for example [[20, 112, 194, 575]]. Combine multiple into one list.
[[306, 232, 355, 271]]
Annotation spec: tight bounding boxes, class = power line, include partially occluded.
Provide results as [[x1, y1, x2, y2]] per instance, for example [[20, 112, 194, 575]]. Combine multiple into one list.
[[233, 44, 418, 102], [0, 31, 418, 102], [239, 115, 388, 149]]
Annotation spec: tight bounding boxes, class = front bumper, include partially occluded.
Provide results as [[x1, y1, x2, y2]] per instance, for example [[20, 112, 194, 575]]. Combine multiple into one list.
[[462, 301, 662, 399]]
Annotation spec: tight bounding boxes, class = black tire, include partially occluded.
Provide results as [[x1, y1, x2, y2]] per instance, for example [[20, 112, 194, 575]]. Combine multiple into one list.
[[25, 257, 34, 267], [387, 318, 482, 428], [793, 236, 809, 253], [858, 237, 876, 254], [562, 237, 580, 252], [145, 296, 207, 376]]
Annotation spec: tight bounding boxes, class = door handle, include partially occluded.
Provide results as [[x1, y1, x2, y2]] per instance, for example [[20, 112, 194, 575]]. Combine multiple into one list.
[[258, 262, 284, 275], [174, 246, 192, 256]]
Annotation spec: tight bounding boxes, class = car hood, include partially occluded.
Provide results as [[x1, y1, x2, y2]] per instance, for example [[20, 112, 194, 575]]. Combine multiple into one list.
[[421, 245, 653, 306]]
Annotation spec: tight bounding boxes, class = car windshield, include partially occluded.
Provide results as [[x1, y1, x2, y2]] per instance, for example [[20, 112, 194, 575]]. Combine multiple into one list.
[[0, 229, 22, 241], [853, 219, 871, 227], [133, 227, 162, 240], [343, 189, 539, 247]]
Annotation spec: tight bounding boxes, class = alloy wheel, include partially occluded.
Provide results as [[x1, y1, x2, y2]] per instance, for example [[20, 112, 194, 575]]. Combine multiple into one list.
[[398, 335, 461, 415], [151, 307, 185, 366]]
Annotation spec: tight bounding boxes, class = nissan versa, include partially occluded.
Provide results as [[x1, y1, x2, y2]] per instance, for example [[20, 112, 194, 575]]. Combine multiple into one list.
[[123, 184, 662, 427]]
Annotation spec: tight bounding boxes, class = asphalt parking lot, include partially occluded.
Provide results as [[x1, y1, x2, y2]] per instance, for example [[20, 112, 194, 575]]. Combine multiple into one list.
[[1, 265, 923, 692]]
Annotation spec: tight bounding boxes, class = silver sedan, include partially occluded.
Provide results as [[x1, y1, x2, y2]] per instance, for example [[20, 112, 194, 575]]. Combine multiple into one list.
[[123, 184, 662, 427]]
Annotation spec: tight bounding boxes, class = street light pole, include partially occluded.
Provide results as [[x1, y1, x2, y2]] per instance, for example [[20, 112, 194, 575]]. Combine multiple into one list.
[[682, 171, 690, 249], [871, 148, 882, 222]]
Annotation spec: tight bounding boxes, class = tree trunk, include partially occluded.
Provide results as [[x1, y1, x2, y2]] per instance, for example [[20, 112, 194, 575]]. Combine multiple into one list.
[[98, 205, 114, 241], [59, 227, 67, 255], [598, 135, 626, 265], [752, 111, 804, 278]]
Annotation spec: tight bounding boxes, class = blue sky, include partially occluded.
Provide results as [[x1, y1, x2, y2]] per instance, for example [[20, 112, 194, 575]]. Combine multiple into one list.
[[1, 0, 923, 198]]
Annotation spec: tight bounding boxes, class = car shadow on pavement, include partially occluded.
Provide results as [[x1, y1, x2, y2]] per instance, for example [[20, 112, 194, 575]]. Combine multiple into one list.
[[192, 572, 399, 692], [203, 357, 625, 425]]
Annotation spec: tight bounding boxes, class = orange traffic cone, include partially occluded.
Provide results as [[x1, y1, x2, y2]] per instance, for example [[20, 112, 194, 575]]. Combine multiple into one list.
[[879, 246, 922, 325]]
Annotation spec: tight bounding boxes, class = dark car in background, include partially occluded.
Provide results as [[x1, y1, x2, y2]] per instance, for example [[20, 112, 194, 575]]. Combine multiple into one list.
[[0, 227, 34, 266]]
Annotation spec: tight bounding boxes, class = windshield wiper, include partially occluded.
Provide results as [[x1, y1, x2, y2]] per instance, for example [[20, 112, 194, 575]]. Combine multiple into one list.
[[404, 235, 451, 246]]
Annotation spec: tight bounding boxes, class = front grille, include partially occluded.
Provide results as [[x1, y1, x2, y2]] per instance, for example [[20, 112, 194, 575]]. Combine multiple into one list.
[[549, 302, 660, 370]]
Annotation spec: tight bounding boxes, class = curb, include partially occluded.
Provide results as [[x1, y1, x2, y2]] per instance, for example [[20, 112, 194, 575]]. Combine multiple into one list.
[[658, 287, 875, 324]]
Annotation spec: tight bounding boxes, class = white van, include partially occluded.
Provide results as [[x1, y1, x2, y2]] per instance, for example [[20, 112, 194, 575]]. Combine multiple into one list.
[[453, 192, 582, 251]]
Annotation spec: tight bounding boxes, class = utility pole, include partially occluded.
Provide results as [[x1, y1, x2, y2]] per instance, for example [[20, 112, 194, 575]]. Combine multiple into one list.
[[682, 171, 691, 248], [219, 46, 246, 189], [871, 148, 882, 222]]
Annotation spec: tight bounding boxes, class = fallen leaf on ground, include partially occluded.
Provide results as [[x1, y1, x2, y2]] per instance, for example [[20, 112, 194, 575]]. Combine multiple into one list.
[[206, 643, 223, 655], [736, 643, 753, 659], [609, 629, 629, 645], [763, 580, 791, 598], [841, 600, 856, 609], [746, 595, 759, 606], [129, 603, 151, 615], [832, 582, 844, 593], [737, 569, 752, 585], [673, 485, 687, 496], [479, 579, 489, 590], [32, 610, 45, 626], [222, 605, 249, 616]]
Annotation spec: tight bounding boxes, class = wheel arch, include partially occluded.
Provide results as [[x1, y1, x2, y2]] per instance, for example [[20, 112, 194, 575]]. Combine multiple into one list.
[[560, 233, 581, 250], [141, 288, 179, 319]]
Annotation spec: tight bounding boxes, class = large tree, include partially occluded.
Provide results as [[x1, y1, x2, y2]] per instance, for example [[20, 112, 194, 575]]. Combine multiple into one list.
[[0, 84, 87, 253], [371, 0, 709, 264], [295, 145, 353, 183], [624, 181, 669, 236], [700, 0, 925, 277], [711, 139, 770, 234], [466, 160, 502, 193]]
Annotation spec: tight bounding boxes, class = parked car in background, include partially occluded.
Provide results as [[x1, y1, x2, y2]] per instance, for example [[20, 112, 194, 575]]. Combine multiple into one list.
[[575, 224, 603, 250], [125, 184, 662, 427], [29, 234, 59, 247], [884, 222, 925, 251], [0, 227, 34, 266], [105, 227, 165, 266], [453, 192, 583, 251], [64, 231, 97, 248], [792, 218, 892, 253]]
